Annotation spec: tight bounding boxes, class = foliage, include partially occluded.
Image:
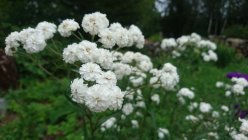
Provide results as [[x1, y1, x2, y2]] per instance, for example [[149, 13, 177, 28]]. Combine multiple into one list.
[[223, 25, 248, 39]]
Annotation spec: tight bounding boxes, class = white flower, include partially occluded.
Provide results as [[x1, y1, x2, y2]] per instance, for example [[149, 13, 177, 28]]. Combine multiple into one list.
[[197, 40, 217, 50], [22, 29, 47, 53], [158, 128, 169, 139], [58, 19, 80, 37], [36, 21, 57, 40], [221, 105, 229, 112], [208, 132, 219, 139], [5, 31, 20, 48], [188, 102, 198, 112], [96, 71, 117, 85], [130, 76, 144, 87], [216, 81, 224, 88], [114, 27, 130, 48], [62, 41, 98, 64], [122, 103, 134, 115], [176, 35, 189, 46], [231, 133, 248, 140], [101, 117, 116, 131], [70, 78, 88, 104], [131, 120, 139, 128], [121, 51, 135, 63], [109, 22, 122, 32], [79, 62, 102, 81], [160, 73, 179, 90], [149, 76, 160, 88], [84, 84, 124, 112], [129, 25, 145, 49], [161, 38, 177, 50], [232, 78, 248, 87], [77, 40, 98, 63], [185, 115, 199, 122], [136, 101, 146, 108], [199, 102, 212, 113], [151, 94, 160, 104], [190, 33, 201, 42], [5, 45, 18, 56], [82, 12, 109, 35], [112, 51, 123, 61], [98, 28, 116, 48], [19, 28, 36, 43], [136, 111, 143, 117], [162, 63, 177, 74], [225, 90, 232, 97], [202, 50, 218, 62], [112, 63, 132, 79], [177, 88, 195, 99], [212, 111, 220, 118], [240, 119, 248, 135], [93, 48, 114, 69], [138, 60, 153, 72], [172, 50, 181, 58], [232, 84, 245, 95], [62, 43, 79, 63]]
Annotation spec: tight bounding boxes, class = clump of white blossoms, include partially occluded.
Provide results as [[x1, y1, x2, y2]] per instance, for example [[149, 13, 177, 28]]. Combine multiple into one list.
[[229, 119, 248, 140], [161, 38, 177, 50], [177, 88, 195, 104], [5, 11, 181, 113], [58, 19, 80, 37], [122, 103, 134, 116], [199, 102, 212, 113], [100, 117, 117, 132], [157, 128, 169, 139], [82, 12, 109, 36], [5, 22, 57, 55], [239, 119, 248, 135], [160, 33, 218, 62], [149, 63, 179, 90], [151, 94, 160, 104], [231, 77, 248, 95]]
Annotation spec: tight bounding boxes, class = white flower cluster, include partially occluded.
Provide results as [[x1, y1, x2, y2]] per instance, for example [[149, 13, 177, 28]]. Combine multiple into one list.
[[230, 119, 248, 140], [66, 12, 168, 113], [71, 62, 124, 112], [63, 40, 114, 69], [186, 101, 220, 123], [151, 94, 160, 104], [231, 78, 248, 95], [160, 33, 218, 62], [5, 22, 57, 55], [81, 12, 144, 49], [149, 63, 179, 90], [177, 88, 195, 104], [5, 12, 181, 120], [100, 117, 117, 132], [215, 78, 247, 97], [240, 119, 248, 135], [121, 88, 146, 118], [157, 128, 169, 139], [199, 102, 212, 113], [161, 38, 177, 50], [122, 103, 134, 116], [58, 19, 80, 37]]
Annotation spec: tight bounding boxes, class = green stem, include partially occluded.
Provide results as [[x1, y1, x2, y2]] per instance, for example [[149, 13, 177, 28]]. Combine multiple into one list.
[[73, 33, 82, 41]]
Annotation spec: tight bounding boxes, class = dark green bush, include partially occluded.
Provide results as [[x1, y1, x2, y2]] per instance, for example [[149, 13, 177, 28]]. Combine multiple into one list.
[[223, 25, 248, 39], [215, 43, 236, 68]]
